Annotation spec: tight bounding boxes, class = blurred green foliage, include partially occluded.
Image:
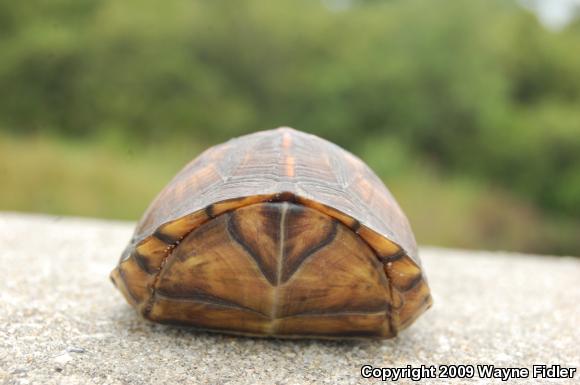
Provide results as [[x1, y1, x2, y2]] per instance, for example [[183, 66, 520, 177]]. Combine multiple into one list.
[[0, 0, 579, 254]]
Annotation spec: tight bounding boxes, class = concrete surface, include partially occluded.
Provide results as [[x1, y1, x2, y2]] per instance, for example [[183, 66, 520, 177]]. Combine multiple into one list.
[[0, 213, 578, 385]]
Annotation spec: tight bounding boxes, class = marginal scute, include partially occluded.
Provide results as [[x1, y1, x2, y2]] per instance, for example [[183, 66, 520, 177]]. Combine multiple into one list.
[[357, 225, 402, 256], [157, 210, 209, 242], [387, 256, 423, 292], [397, 280, 432, 329], [209, 195, 271, 218], [135, 236, 169, 272], [133, 251, 157, 274], [117, 259, 151, 305], [110, 268, 137, 306], [296, 197, 360, 230], [381, 253, 432, 333]]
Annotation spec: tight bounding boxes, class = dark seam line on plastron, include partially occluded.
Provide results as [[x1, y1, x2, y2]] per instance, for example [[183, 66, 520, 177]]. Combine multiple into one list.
[[281, 220, 338, 283], [155, 290, 270, 318], [278, 306, 388, 319], [226, 212, 278, 286], [142, 229, 196, 318], [292, 330, 381, 338], [381, 263, 398, 336], [348, 232, 405, 337]]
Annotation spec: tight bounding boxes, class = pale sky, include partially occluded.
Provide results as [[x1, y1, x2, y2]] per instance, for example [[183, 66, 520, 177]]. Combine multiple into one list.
[[519, 0, 580, 29], [320, 0, 580, 30]]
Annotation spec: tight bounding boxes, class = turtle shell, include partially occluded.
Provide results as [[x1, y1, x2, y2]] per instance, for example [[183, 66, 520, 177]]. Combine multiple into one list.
[[110, 127, 432, 339]]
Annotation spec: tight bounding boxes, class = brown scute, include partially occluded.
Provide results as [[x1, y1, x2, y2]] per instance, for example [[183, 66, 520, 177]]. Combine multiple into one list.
[[109, 268, 136, 306], [149, 297, 271, 335], [134, 236, 169, 273], [116, 259, 151, 305], [357, 225, 401, 257], [296, 196, 361, 231], [153, 229, 179, 245], [140, 202, 394, 338], [132, 252, 157, 275], [397, 280, 433, 330], [275, 312, 393, 338], [156, 209, 208, 242], [378, 250, 406, 263], [383, 255, 432, 332], [209, 195, 272, 218], [386, 256, 424, 292], [156, 213, 274, 316], [155, 290, 269, 318], [277, 224, 390, 318]]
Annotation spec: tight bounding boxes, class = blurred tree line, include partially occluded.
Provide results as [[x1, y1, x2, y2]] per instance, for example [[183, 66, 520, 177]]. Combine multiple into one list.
[[1, 0, 579, 220]]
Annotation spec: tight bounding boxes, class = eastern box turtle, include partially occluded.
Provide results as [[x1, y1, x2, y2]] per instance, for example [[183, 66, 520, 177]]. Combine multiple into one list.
[[110, 127, 432, 339]]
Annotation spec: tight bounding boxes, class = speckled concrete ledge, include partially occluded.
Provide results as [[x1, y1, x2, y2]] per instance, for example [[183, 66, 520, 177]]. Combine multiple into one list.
[[0, 213, 578, 385]]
